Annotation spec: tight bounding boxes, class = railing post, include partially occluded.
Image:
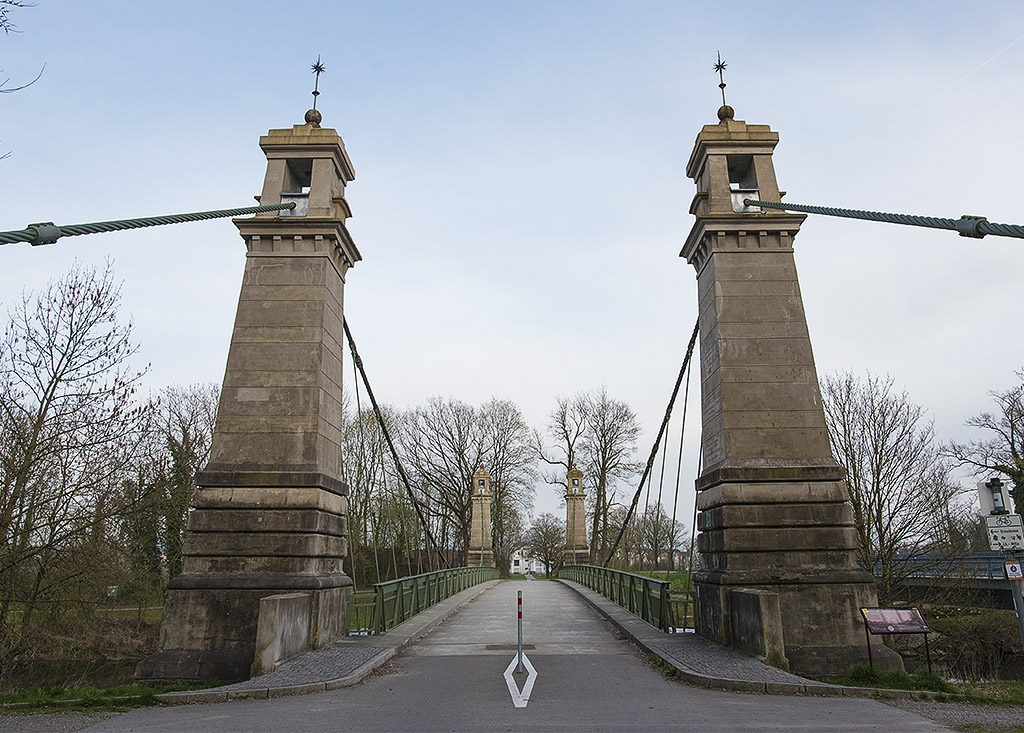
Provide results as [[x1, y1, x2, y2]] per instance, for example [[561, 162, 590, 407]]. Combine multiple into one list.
[[660, 582, 670, 632], [374, 583, 385, 636]]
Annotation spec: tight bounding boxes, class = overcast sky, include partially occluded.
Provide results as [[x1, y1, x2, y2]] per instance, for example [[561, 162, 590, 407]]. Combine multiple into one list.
[[3, 1, 1024, 524]]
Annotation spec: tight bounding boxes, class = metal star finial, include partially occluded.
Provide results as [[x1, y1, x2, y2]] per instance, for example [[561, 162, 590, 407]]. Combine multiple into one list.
[[714, 51, 728, 107], [311, 56, 326, 111]]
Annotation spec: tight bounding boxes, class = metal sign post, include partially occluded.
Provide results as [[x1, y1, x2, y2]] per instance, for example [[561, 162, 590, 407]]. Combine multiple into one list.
[[503, 589, 537, 708], [516, 590, 525, 674], [860, 607, 933, 673], [1004, 550, 1024, 654], [983, 512, 1024, 653]]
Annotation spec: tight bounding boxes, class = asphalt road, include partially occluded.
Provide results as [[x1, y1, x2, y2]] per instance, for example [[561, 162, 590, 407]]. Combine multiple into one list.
[[83, 580, 952, 732]]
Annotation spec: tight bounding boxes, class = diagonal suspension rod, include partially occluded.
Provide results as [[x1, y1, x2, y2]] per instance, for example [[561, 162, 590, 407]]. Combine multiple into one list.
[[342, 317, 451, 569], [744, 198, 1024, 240], [0, 202, 296, 246], [603, 318, 700, 567]]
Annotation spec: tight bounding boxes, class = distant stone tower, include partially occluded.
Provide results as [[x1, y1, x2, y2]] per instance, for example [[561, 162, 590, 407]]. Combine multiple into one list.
[[467, 468, 495, 567], [564, 467, 588, 565], [137, 108, 361, 684], [679, 105, 899, 676]]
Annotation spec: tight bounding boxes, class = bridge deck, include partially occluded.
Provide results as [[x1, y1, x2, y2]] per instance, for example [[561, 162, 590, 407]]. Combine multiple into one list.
[[88, 581, 950, 728], [86, 579, 952, 731]]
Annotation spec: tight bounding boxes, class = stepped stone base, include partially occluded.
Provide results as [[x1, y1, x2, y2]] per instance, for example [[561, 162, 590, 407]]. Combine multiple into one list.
[[693, 467, 903, 678], [136, 473, 352, 685], [466, 550, 494, 568], [563, 546, 589, 566]]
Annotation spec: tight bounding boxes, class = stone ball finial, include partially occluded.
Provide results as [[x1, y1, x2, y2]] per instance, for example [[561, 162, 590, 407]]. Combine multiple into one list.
[[717, 104, 734, 122], [304, 108, 323, 127]]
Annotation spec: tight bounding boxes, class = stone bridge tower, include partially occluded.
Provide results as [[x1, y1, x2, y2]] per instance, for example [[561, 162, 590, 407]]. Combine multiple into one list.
[[137, 107, 361, 684], [680, 105, 899, 676], [467, 468, 495, 567], [564, 467, 588, 565]]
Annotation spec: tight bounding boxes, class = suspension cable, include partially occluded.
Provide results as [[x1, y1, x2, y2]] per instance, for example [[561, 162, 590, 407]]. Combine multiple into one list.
[[744, 198, 1024, 240], [681, 441, 703, 633], [603, 318, 700, 567], [651, 414, 671, 572], [666, 353, 693, 584], [343, 317, 450, 568], [0, 202, 296, 246], [351, 354, 381, 584]]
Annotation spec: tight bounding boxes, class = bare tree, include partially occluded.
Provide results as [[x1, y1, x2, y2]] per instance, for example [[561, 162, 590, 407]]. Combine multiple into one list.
[[536, 394, 587, 491], [637, 505, 686, 571], [0, 261, 148, 668], [400, 397, 486, 563], [537, 388, 640, 564], [579, 387, 641, 563], [1, 0, 44, 160], [0, 0, 33, 35], [945, 368, 1024, 512], [822, 371, 969, 603], [526, 513, 565, 577], [480, 399, 535, 574]]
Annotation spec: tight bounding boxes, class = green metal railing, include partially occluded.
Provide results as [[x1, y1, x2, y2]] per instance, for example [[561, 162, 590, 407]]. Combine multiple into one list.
[[558, 565, 674, 632], [348, 566, 499, 636]]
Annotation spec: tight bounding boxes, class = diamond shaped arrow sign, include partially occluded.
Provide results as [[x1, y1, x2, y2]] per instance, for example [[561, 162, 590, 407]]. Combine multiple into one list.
[[503, 652, 537, 708]]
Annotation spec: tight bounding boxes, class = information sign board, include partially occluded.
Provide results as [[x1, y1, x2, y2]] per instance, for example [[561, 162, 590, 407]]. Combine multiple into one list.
[[860, 607, 930, 634], [986, 514, 1024, 552], [1007, 561, 1024, 581]]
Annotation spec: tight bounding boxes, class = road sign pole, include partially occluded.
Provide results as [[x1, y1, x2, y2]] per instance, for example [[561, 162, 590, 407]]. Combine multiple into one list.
[[1006, 551, 1024, 653]]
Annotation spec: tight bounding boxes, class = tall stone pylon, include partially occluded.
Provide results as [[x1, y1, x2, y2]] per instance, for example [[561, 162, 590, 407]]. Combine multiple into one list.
[[564, 467, 588, 565], [137, 107, 361, 684], [467, 468, 494, 567], [679, 105, 899, 676]]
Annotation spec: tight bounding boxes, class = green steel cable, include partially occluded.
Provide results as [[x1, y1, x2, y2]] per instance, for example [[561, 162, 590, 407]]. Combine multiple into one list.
[[0, 202, 296, 246], [744, 199, 1024, 240], [343, 317, 452, 569], [603, 318, 700, 568]]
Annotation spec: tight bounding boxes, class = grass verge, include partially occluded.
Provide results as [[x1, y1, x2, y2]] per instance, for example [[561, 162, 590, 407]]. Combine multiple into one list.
[[0, 682, 220, 714], [830, 663, 1024, 705]]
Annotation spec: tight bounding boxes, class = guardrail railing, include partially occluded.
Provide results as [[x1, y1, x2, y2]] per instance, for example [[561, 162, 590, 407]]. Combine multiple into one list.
[[558, 565, 673, 633], [867, 552, 1012, 581], [348, 566, 499, 636]]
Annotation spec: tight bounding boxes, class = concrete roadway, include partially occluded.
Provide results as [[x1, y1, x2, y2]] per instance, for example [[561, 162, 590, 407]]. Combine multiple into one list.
[[87, 580, 951, 732]]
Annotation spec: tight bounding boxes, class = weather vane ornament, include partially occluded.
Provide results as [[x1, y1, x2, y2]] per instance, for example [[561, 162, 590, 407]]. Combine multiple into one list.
[[305, 56, 326, 127], [714, 51, 734, 121]]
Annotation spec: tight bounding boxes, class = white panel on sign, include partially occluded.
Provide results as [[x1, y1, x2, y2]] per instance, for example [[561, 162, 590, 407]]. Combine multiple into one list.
[[986, 514, 1024, 552]]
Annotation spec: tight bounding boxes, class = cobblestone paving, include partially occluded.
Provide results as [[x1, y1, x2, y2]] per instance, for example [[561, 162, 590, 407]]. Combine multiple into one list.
[[651, 636, 831, 686], [887, 698, 1024, 731], [219, 644, 388, 691]]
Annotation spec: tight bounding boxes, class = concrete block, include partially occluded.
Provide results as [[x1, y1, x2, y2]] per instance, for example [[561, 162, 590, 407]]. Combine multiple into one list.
[[233, 299, 325, 329], [696, 481, 850, 510], [723, 427, 833, 462], [181, 554, 347, 578], [251, 592, 313, 677], [708, 502, 854, 529], [698, 526, 859, 553], [191, 487, 348, 514], [184, 531, 347, 558], [718, 337, 817, 367], [728, 588, 788, 670], [722, 409, 827, 430], [187, 508, 346, 536]]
